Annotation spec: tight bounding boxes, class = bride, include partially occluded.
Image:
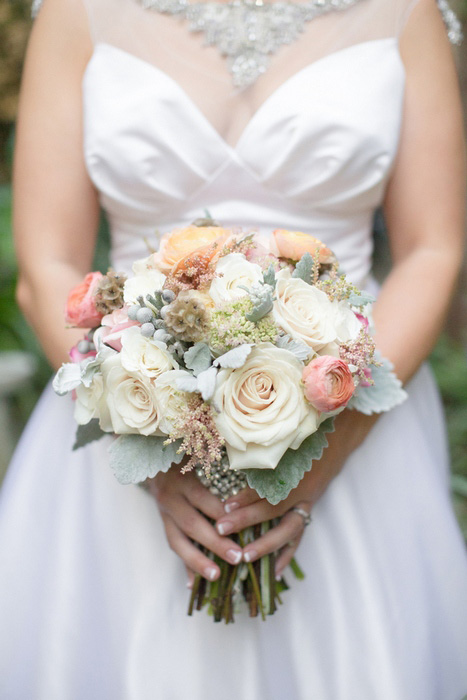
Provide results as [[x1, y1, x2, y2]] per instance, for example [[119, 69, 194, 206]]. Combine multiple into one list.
[[1, 0, 467, 697]]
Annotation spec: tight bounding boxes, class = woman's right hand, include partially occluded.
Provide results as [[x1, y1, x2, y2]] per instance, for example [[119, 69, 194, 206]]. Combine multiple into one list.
[[146, 466, 243, 585]]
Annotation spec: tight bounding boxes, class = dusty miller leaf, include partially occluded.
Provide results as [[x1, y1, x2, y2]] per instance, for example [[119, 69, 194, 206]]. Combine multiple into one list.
[[72, 419, 107, 451], [52, 363, 82, 396], [108, 434, 184, 485], [245, 286, 274, 322], [347, 354, 407, 415], [245, 418, 335, 504], [214, 344, 252, 369], [196, 366, 218, 401], [175, 373, 199, 394], [80, 357, 101, 388], [263, 264, 276, 288], [276, 334, 312, 361], [184, 342, 212, 376], [347, 291, 375, 307], [292, 252, 313, 284]]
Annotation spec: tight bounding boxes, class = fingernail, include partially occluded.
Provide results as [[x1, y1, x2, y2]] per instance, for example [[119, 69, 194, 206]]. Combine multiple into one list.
[[275, 574, 282, 582], [243, 550, 258, 563], [187, 580, 193, 589], [224, 502, 239, 514], [226, 549, 242, 565], [205, 567, 218, 581], [217, 521, 232, 536]]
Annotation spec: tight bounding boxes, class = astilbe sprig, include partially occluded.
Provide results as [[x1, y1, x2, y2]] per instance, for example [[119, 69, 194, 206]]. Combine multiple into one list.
[[339, 328, 381, 383], [166, 396, 225, 476], [315, 262, 361, 302]]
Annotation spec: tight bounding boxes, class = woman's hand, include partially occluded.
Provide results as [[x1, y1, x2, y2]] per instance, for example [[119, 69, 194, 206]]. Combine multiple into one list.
[[216, 409, 379, 577], [146, 468, 243, 585]]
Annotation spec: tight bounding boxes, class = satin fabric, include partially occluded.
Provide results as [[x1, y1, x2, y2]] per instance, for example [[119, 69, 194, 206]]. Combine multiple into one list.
[[1, 35, 467, 700]]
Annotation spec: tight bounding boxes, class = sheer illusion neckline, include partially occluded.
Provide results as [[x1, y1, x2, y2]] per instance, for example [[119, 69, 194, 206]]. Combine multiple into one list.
[[84, 37, 402, 153]]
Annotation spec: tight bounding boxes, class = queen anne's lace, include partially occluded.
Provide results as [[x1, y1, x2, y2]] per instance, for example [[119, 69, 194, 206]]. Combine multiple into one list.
[[31, 0, 463, 85]]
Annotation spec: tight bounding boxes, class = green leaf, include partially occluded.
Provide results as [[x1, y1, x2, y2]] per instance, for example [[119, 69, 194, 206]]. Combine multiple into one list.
[[263, 264, 276, 287], [245, 418, 335, 504], [292, 252, 313, 284], [72, 419, 107, 451], [348, 354, 407, 415], [108, 434, 184, 484], [184, 342, 212, 376], [347, 291, 375, 307]]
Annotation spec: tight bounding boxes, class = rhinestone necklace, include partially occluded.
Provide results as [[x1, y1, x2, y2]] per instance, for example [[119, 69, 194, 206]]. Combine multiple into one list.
[[137, 0, 365, 88]]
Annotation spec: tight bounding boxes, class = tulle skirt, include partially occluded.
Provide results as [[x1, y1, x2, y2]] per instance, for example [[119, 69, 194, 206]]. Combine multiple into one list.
[[1, 364, 467, 700]]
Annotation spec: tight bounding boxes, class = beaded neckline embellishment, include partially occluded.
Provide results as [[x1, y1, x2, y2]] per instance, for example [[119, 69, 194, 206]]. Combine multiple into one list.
[[138, 0, 365, 88]]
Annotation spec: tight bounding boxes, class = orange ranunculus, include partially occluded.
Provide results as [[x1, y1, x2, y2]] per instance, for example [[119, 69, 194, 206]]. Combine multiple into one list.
[[152, 225, 233, 274], [272, 229, 335, 264], [65, 271, 104, 328]]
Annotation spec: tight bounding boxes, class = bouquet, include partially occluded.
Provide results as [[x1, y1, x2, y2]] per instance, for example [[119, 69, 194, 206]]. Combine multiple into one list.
[[53, 218, 407, 623]]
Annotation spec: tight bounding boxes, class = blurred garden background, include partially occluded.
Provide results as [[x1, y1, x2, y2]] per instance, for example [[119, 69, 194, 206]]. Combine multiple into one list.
[[0, 0, 467, 537]]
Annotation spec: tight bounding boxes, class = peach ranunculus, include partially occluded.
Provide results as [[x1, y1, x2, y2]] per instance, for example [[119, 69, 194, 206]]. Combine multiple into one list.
[[272, 229, 335, 264], [65, 272, 104, 328], [302, 356, 355, 412], [152, 225, 233, 274]]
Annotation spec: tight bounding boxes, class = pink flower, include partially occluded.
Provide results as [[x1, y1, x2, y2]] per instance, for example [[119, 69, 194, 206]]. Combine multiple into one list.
[[98, 307, 139, 352], [65, 272, 104, 328], [359, 367, 373, 388], [302, 356, 355, 412]]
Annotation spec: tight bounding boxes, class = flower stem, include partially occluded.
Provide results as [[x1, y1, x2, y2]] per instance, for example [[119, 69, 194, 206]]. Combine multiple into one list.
[[238, 530, 266, 621]]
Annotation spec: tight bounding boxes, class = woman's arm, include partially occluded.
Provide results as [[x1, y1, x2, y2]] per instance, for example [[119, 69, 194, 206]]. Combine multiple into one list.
[[173, 0, 466, 577], [14, 0, 99, 370]]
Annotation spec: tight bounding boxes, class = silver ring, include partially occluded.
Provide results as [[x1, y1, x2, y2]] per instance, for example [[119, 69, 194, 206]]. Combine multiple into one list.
[[291, 507, 312, 527]]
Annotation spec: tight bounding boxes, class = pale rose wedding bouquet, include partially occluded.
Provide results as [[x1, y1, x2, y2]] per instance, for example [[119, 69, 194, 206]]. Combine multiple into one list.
[[54, 218, 406, 622]]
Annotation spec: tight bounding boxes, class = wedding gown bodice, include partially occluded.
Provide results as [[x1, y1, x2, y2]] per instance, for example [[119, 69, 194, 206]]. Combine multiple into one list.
[[81, 0, 413, 287]]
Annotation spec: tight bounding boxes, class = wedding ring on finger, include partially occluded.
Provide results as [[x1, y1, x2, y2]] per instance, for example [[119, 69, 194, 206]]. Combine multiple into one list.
[[290, 507, 312, 527]]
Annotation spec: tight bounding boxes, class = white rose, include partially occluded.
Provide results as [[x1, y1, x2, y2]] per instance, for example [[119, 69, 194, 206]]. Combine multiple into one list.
[[209, 253, 263, 304], [213, 343, 318, 470], [273, 270, 339, 353], [74, 373, 110, 427], [123, 269, 166, 305], [120, 326, 178, 378], [154, 370, 193, 435], [101, 354, 163, 436], [331, 300, 361, 344], [131, 254, 158, 276]]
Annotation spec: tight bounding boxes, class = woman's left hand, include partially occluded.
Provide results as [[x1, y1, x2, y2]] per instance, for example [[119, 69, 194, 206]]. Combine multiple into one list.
[[215, 410, 378, 577]]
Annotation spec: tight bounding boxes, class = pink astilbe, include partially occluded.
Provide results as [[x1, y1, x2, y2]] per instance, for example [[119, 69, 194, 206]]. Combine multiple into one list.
[[339, 329, 380, 384], [166, 396, 225, 475]]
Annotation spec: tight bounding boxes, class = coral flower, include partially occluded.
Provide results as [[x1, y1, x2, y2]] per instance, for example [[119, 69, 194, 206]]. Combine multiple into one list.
[[272, 229, 335, 264], [65, 272, 104, 328], [302, 355, 355, 412]]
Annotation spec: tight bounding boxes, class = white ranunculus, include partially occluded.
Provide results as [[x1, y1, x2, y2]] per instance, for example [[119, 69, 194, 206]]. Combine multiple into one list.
[[123, 269, 166, 305], [213, 343, 318, 470], [120, 326, 177, 378], [209, 253, 263, 304], [273, 270, 339, 353], [131, 254, 158, 276], [73, 373, 110, 427], [101, 354, 163, 436]]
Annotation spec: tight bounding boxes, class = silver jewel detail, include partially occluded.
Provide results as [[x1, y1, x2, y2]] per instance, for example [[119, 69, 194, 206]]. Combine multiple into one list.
[[139, 0, 366, 88], [436, 0, 464, 46], [196, 461, 247, 500]]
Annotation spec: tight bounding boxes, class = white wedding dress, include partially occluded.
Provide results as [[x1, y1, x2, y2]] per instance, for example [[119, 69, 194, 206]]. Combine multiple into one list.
[[1, 0, 467, 697]]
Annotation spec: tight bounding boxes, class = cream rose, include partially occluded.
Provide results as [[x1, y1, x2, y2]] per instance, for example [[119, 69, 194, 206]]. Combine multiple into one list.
[[209, 253, 264, 304], [154, 369, 193, 434], [213, 343, 319, 470], [273, 270, 339, 352], [101, 354, 163, 436], [120, 326, 178, 378], [123, 269, 166, 305]]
